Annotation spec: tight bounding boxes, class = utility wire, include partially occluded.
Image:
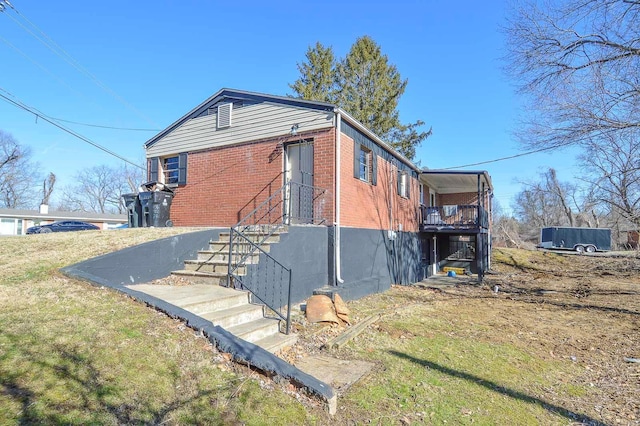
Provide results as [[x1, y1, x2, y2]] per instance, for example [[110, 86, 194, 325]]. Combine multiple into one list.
[[0, 89, 145, 170], [0, 1, 160, 127], [0, 32, 158, 132], [37, 116, 159, 132], [0, 34, 113, 110], [442, 143, 567, 170]]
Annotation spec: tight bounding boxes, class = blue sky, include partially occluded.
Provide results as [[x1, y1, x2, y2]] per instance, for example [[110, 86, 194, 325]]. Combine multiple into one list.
[[0, 0, 580, 212]]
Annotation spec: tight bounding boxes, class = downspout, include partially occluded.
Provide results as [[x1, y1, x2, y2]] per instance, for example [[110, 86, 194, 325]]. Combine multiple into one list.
[[335, 110, 344, 284]]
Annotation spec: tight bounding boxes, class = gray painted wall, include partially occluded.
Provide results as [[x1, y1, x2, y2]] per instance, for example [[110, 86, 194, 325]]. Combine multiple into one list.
[[62, 225, 424, 310], [338, 228, 425, 300], [62, 229, 222, 287], [246, 226, 426, 306], [240, 225, 329, 307]]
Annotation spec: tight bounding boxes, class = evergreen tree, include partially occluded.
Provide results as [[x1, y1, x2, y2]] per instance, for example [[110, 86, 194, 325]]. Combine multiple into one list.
[[288, 42, 337, 103], [290, 36, 431, 161]]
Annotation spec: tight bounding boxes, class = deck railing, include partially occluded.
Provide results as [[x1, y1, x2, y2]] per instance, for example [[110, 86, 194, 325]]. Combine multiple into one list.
[[420, 204, 489, 230]]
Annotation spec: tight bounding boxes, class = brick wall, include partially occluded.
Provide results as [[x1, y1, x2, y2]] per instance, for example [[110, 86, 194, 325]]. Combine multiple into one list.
[[339, 135, 420, 232], [439, 192, 492, 211], [439, 192, 480, 206], [169, 128, 335, 227], [166, 125, 420, 231]]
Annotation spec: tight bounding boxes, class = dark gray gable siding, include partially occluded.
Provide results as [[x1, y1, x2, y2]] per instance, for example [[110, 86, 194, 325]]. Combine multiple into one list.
[[341, 120, 417, 178]]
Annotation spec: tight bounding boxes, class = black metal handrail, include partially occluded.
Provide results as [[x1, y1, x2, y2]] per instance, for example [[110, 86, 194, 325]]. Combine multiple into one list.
[[228, 230, 292, 334], [227, 181, 327, 335]]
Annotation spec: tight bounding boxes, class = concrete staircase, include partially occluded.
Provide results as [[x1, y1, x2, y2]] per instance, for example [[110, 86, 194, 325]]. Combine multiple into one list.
[[172, 231, 279, 284], [167, 229, 296, 353]]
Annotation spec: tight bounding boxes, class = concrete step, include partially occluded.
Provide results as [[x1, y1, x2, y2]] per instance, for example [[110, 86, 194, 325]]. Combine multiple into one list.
[[126, 283, 243, 306], [208, 240, 272, 253], [181, 290, 249, 315], [219, 231, 282, 244], [170, 270, 230, 286], [226, 317, 281, 343], [200, 303, 265, 329], [232, 225, 287, 234], [183, 260, 246, 275], [253, 332, 299, 354], [196, 250, 260, 263]]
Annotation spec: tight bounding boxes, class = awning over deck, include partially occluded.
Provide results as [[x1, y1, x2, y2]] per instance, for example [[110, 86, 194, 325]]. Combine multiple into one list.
[[419, 170, 493, 194]]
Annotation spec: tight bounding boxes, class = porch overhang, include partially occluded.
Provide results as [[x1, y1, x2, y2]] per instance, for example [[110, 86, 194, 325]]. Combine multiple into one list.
[[419, 170, 493, 194]]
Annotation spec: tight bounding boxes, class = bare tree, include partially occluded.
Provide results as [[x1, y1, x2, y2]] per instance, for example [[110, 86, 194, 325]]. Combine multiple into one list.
[[491, 200, 531, 248], [513, 168, 603, 240], [41, 173, 56, 205], [580, 131, 640, 228], [59, 164, 145, 214], [505, 0, 640, 150], [0, 130, 40, 208]]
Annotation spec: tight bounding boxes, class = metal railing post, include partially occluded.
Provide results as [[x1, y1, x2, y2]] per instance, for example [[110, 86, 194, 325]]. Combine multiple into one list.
[[285, 269, 292, 335], [227, 228, 234, 287]]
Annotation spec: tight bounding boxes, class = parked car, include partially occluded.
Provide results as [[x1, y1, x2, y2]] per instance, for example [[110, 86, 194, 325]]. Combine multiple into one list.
[[26, 221, 100, 234]]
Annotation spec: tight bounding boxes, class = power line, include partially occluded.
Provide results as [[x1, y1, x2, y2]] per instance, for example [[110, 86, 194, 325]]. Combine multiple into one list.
[[441, 144, 564, 170], [0, 1, 159, 127], [38, 116, 159, 132], [0, 89, 145, 170], [0, 29, 158, 132]]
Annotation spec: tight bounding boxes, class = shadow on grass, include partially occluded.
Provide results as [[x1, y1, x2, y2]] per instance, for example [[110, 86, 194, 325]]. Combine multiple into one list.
[[388, 350, 606, 426], [0, 335, 235, 424]]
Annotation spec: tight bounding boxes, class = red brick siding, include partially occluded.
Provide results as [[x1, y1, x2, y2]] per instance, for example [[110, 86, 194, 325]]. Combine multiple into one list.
[[439, 192, 491, 209], [439, 192, 479, 206], [340, 135, 420, 232], [169, 128, 335, 227]]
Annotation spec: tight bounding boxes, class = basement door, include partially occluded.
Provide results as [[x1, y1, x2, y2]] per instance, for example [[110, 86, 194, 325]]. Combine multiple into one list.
[[286, 141, 314, 224]]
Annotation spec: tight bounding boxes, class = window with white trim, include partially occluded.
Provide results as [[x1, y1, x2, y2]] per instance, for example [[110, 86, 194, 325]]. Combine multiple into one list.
[[398, 171, 410, 198], [358, 146, 372, 183], [149, 153, 187, 186], [162, 156, 180, 184], [353, 142, 377, 185]]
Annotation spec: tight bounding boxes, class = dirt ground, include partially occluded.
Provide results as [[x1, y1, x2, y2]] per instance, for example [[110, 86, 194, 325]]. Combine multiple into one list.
[[281, 248, 640, 424]]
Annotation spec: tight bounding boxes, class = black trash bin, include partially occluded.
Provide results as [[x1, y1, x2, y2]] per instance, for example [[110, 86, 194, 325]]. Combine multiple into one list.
[[121, 193, 142, 228], [138, 183, 175, 227]]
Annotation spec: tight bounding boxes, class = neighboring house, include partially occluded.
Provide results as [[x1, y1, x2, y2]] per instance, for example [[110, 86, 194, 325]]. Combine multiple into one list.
[[144, 88, 492, 302], [0, 206, 127, 236]]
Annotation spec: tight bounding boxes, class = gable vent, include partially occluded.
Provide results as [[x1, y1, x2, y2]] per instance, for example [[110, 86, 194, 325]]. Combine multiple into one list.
[[217, 103, 232, 129]]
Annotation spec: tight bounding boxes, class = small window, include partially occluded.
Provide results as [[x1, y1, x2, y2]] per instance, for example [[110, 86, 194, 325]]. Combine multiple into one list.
[[163, 156, 180, 184], [398, 171, 410, 198], [156, 153, 187, 186], [353, 143, 377, 185], [358, 146, 372, 182]]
